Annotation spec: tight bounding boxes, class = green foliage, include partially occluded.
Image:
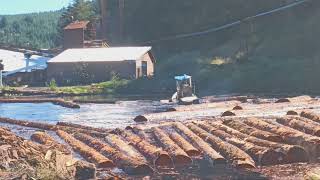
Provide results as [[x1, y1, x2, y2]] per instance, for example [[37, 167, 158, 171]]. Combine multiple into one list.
[[49, 79, 57, 91], [0, 12, 61, 49]]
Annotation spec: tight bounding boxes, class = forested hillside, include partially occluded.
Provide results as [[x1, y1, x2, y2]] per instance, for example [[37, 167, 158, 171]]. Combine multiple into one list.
[[0, 11, 61, 49]]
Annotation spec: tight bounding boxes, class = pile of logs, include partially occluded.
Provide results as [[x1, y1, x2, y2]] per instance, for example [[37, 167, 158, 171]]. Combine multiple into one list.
[[2, 111, 320, 177]]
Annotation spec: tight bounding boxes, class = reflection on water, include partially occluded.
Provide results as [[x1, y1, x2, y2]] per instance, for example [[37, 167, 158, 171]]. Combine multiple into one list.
[[0, 100, 173, 129]]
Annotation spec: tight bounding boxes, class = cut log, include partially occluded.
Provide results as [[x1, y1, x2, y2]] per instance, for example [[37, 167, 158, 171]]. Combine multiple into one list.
[[134, 115, 148, 122], [0, 117, 55, 130], [276, 117, 320, 137], [221, 111, 236, 117], [243, 118, 320, 158], [300, 111, 320, 124], [287, 111, 298, 116], [275, 98, 290, 103], [186, 123, 255, 168], [57, 126, 108, 138], [209, 122, 308, 163], [74, 133, 153, 175], [152, 127, 192, 165], [31, 131, 70, 154], [169, 132, 200, 157], [172, 122, 226, 166], [196, 122, 284, 165], [57, 122, 110, 133], [105, 134, 147, 162], [233, 106, 243, 110], [56, 130, 114, 168], [222, 119, 283, 142], [119, 130, 172, 167], [0, 98, 80, 109]]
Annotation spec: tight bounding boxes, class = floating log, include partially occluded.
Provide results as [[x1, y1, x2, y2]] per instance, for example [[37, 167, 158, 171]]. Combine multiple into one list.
[[0, 117, 55, 130], [221, 111, 236, 117], [31, 131, 70, 154], [152, 127, 192, 165], [275, 98, 290, 103], [222, 119, 283, 142], [172, 122, 226, 166], [57, 122, 110, 133], [287, 111, 298, 116], [119, 130, 172, 167], [276, 117, 320, 137], [169, 132, 200, 157], [233, 106, 243, 110], [134, 115, 148, 122], [186, 123, 255, 168], [209, 122, 308, 163], [74, 133, 153, 175], [72, 99, 116, 104], [300, 111, 320, 124], [56, 130, 114, 168], [196, 122, 284, 165], [105, 134, 147, 162], [243, 118, 320, 158], [0, 98, 80, 109]]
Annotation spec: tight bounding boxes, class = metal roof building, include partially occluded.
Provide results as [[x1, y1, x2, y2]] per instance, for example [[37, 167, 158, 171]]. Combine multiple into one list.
[[47, 47, 155, 85]]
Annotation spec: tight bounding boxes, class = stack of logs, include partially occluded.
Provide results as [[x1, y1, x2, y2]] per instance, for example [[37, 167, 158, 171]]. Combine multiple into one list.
[[2, 110, 320, 177]]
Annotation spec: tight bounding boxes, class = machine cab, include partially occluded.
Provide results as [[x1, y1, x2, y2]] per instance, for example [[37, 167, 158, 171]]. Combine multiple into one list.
[[172, 74, 199, 105]]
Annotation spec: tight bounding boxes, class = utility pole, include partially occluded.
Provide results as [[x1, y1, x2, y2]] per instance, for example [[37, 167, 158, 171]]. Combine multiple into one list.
[[0, 60, 4, 87], [24, 52, 32, 72]]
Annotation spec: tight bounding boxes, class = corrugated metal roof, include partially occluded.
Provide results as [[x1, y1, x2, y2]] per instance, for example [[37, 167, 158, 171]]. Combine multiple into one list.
[[48, 47, 152, 63], [64, 21, 89, 30], [0, 49, 49, 76]]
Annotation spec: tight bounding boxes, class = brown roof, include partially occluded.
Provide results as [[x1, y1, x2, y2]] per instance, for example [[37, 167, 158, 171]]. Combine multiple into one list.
[[64, 21, 89, 30]]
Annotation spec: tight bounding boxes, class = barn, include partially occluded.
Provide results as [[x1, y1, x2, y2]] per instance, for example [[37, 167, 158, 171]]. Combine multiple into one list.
[[46, 47, 155, 85]]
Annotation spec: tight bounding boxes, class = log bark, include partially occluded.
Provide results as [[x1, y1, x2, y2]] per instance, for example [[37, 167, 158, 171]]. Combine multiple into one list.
[[56, 130, 114, 168], [119, 130, 172, 167], [0, 117, 55, 130], [300, 111, 320, 124], [243, 118, 320, 159], [57, 126, 108, 138], [74, 133, 153, 175], [105, 134, 147, 162], [277, 117, 320, 137], [196, 122, 284, 165], [209, 122, 308, 163], [57, 122, 110, 133], [222, 119, 283, 142], [152, 127, 192, 165], [169, 132, 200, 157], [172, 122, 226, 166], [186, 123, 255, 168], [31, 131, 70, 154]]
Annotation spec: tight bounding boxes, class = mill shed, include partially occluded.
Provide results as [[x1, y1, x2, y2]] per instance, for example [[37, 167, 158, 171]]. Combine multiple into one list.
[[47, 47, 155, 85]]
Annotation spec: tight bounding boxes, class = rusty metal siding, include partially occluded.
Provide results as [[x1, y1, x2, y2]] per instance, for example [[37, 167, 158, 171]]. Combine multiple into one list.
[[63, 29, 84, 49]]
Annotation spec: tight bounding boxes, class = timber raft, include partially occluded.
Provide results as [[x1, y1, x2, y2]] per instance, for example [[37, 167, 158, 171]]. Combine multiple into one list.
[[2, 109, 320, 178]]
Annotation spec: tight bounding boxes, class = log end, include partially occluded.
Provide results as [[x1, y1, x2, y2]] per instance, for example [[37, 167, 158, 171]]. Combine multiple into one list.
[[155, 153, 173, 167], [186, 149, 201, 157], [235, 160, 256, 169], [174, 155, 192, 166], [260, 150, 286, 166], [134, 115, 148, 122], [275, 98, 290, 103], [233, 105, 243, 110], [221, 111, 236, 117], [284, 146, 309, 163], [286, 110, 298, 116], [212, 157, 227, 166]]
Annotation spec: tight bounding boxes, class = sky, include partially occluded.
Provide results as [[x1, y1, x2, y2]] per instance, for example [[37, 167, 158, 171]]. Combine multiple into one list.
[[0, 0, 72, 15]]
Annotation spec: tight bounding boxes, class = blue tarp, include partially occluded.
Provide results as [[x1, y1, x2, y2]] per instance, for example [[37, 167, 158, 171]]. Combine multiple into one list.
[[174, 74, 191, 81]]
